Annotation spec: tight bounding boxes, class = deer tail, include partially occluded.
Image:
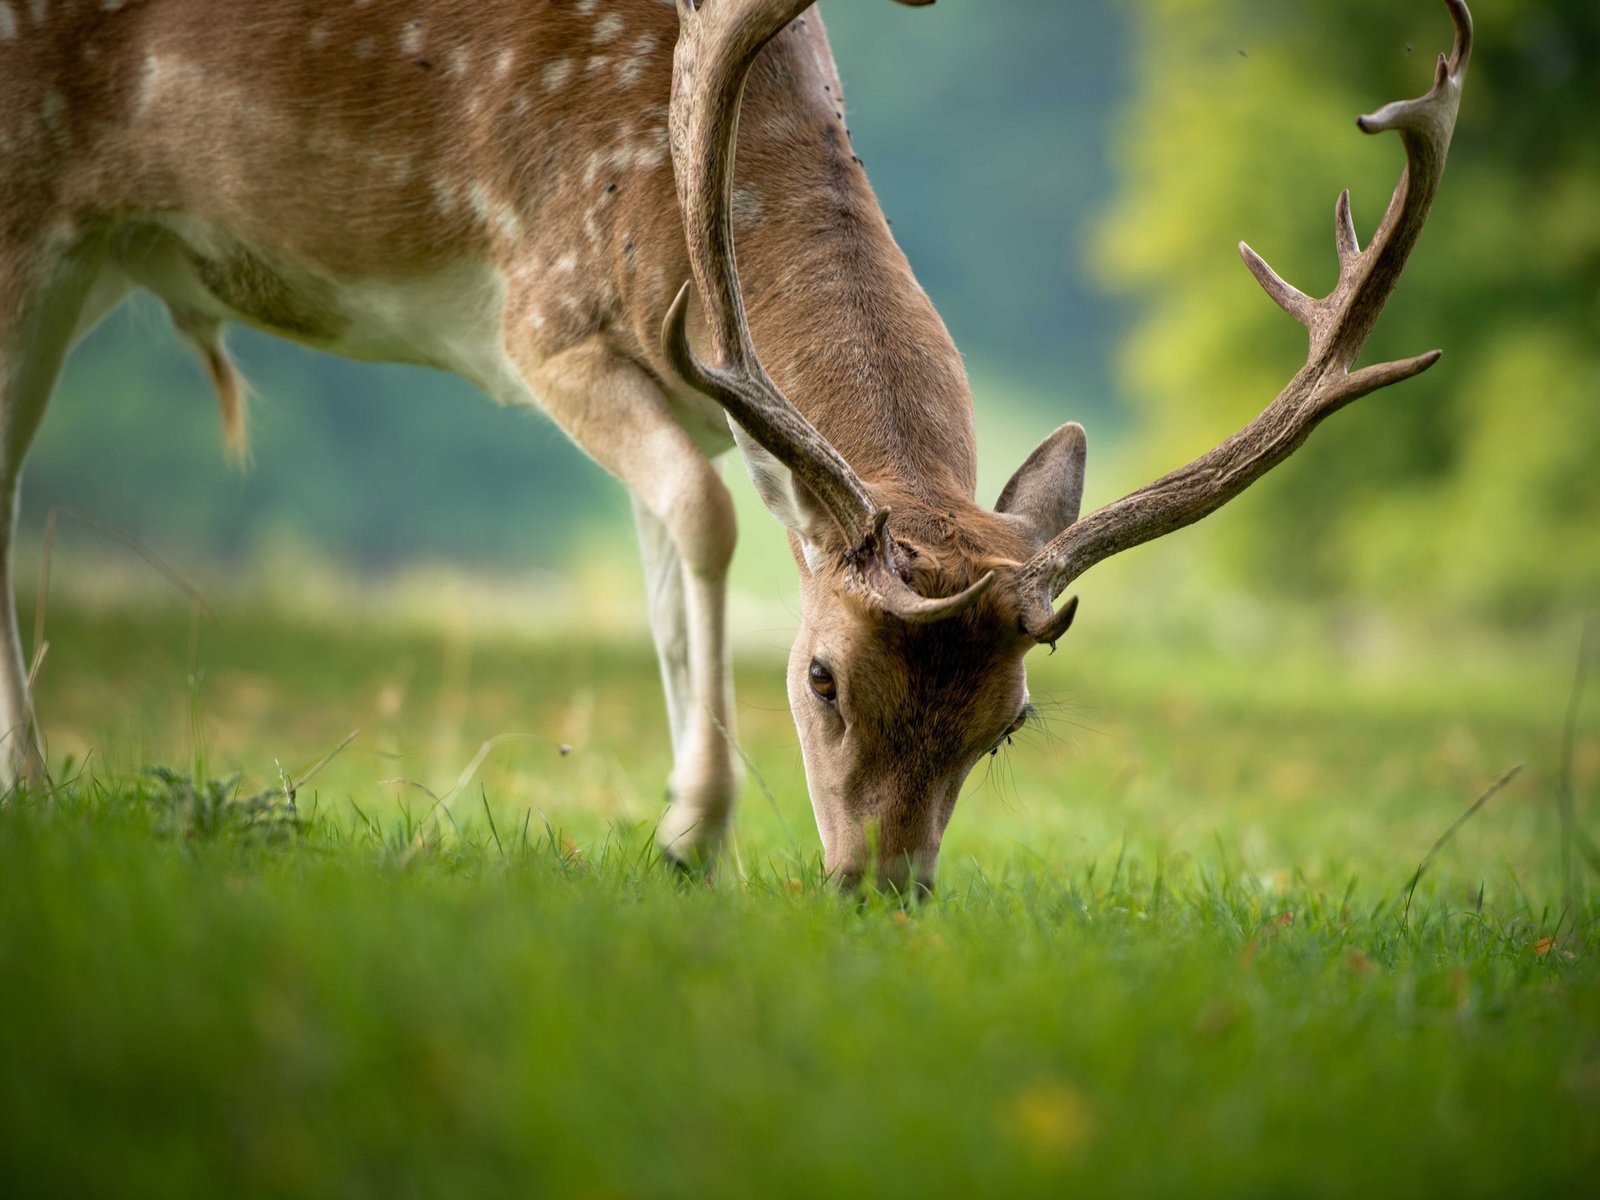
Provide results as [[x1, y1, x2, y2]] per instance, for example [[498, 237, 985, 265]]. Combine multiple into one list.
[[171, 309, 250, 467]]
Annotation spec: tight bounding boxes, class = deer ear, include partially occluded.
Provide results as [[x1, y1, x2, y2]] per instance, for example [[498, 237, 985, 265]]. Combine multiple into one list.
[[730, 423, 832, 568], [996, 423, 1087, 544]]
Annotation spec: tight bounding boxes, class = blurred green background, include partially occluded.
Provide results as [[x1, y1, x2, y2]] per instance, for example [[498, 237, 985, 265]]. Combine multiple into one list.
[[24, 0, 1597, 626]]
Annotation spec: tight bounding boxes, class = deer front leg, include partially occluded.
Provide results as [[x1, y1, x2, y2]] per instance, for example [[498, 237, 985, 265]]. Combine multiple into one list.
[[510, 336, 740, 866], [630, 488, 744, 863]]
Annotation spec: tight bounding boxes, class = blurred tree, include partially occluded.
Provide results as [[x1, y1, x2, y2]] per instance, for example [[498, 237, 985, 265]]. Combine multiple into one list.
[[826, 0, 1128, 412], [1096, 0, 1599, 620]]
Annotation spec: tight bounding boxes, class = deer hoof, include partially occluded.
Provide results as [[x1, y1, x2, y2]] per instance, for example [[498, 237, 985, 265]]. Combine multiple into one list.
[[656, 789, 730, 872]]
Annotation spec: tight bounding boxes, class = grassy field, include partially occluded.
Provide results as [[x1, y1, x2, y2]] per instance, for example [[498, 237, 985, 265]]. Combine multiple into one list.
[[1, 579, 1596, 1198]]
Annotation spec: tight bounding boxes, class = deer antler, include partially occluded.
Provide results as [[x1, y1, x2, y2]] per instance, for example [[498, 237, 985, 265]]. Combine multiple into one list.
[[662, 0, 992, 624], [1014, 0, 1472, 640]]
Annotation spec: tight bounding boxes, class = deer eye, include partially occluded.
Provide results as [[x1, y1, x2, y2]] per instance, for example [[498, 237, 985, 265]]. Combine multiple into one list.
[[808, 660, 838, 704], [989, 705, 1035, 756]]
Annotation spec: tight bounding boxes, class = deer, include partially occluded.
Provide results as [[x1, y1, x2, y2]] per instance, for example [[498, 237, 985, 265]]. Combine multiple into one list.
[[0, 0, 1470, 890]]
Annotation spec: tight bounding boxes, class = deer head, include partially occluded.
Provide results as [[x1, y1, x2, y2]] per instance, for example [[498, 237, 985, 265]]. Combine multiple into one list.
[[662, 0, 1470, 890], [770, 466, 1086, 894]]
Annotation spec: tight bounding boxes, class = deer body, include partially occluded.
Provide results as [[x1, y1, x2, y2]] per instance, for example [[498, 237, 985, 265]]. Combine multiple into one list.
[[0, 0, 1471, 890], [2, 0, 1015, 875], [6, 1, 972, 449], [8, 3, 809, 407]]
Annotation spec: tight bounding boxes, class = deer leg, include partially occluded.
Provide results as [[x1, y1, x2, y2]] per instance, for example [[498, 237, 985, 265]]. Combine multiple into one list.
[[0, 240, 110, 788], [631, 492, 693, 757], [508, 336, 740, 865]]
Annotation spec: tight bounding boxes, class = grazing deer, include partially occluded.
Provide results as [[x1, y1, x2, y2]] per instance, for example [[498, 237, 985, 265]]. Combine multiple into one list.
[[0, 0, 1469, 888]]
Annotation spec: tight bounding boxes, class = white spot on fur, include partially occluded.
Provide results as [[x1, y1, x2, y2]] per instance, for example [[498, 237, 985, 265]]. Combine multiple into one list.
[[401, 22, 425, 56], [632, 137, 667, 170], [430, 178, 459, 214], [583, 129, 668, 186], [447, 46, 470, 76], [617, 33, 659, 87], [528, 312, 547, 330], [512, 93, 530, 116], [556, 252, 578, 273], [542, 58, 572, 91], [585, 55, 610, 76], [102, 0, 125, 10], [135, 53, 164, 113], [457, 189, 517, 244], [308, 25, 329, 49], [27, 0, 45, 27], [576, 0, 598, 13], [731, 187, 763, 226], [467, 183, 493, 226], [493, 206, 522, 241], [495, 48, 515, 78], [0, 4, 17, 41], [593, 13, 624, 44]]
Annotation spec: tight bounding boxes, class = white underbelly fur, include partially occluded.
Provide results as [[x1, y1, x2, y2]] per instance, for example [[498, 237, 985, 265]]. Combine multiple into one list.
[[105, 215, 529, 405], [96, 214, 738, 460]]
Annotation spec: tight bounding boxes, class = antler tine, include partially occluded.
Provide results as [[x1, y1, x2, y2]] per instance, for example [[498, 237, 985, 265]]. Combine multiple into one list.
[[1239, 242, 1314, 328], [1334, 189, 1361, 264], [1014, 0, 1471, 626], [662, 0, 882, 548], [665, 0, 986, 625]]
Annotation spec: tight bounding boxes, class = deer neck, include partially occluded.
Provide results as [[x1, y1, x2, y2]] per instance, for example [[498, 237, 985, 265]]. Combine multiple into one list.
[[730, 139, 980, 519]]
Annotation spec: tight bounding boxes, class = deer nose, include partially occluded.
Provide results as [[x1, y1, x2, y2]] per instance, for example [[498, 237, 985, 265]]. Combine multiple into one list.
[[829, 854, 937, 898], [878, 853, 937, 899], [832, 866, 865, 894]]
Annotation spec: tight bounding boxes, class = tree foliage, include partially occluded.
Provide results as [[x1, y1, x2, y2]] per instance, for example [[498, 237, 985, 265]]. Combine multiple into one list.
[[1097, 0, 1599, 619]]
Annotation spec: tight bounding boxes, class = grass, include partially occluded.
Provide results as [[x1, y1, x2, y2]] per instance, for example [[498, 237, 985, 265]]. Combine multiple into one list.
[[1, 583, 1597, 1197]]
